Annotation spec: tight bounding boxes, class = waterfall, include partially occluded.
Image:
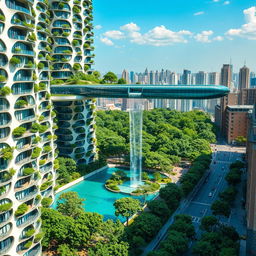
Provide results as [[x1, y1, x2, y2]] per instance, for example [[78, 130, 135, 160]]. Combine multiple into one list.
[[129, 99, 144, 188]]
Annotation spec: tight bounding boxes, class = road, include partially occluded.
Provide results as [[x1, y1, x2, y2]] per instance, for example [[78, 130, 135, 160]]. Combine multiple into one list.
[[142, 142, 247, 256]]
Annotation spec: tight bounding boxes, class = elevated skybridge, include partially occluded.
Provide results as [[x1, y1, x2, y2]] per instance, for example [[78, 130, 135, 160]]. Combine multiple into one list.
[[50, 84, 230, 99]]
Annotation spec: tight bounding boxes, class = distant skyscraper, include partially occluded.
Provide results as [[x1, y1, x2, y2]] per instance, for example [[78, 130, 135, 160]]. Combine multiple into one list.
[[181, 70, 192, 112], [130, 71, 135, 84], [149, 71, 155, 85], [238, 65, 250, 104], [155, 70, 159, 84], [122, 69, 130, 84], [194, 71, 207, 110], [221, 64, 233, 88], [239, 65, 250, 91], [209, 72, 220, 85]]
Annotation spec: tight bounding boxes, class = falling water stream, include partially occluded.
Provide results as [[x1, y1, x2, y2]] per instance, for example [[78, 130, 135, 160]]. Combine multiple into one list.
[[129, 99, 144, 188]]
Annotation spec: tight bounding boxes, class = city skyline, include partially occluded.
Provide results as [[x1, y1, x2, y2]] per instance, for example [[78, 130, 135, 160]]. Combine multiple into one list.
[[93, 0, 256, 73]]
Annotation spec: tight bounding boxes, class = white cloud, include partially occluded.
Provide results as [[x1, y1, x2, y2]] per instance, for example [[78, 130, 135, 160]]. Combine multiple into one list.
[[120, 23, 140, 32], [194, 30, 214, 43], [100, 37, 114, 46], [103, 30, 124, 39], [226, 7, 256, 40], [94, 25, 102, 30], [223, 1, 230, 5], [194, 11, 205, 16], [212, 0, 220, 2], [213, 36, 224, 41]]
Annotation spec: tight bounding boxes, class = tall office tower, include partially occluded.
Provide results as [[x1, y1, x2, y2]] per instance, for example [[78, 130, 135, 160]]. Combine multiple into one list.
[[221, 64, 233, 88], [159, 69, 165, 84], [130, 71, 135, 84], [138, 73, 144, 84], [180, 70, 192, 112], [217, 64, 235, 132], [122, 69, 130, 84], [149, 70, 155, 85], [209, 72, 220, 85], [194, 71, 207, 110], [144, 68, 149, 84], [0, 0, 94, 254], [238, 65, 250, 104], [207, 72, 220, 113], [155, 70, 159, 84], [169, 72, 178, 85], [165, 70, 171, 84]]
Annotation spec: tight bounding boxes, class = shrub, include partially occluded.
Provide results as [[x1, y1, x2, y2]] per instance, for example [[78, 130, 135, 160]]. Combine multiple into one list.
[[0, 86, 11, 96], [23, 168, 35, 176], [73, 63, 81, 71], [13, 127, 26, 137], [24, 240, 32, 249], [15, 100, 28, 107], [0, 15, 5, 21], [0, 202, 12, 213], [10, 57, 21, 66], [34, 232, 44, 243], [40, 181, 53, 191], [37, 63, 44, 69], [31, 147, 41, 159], [41, 197, 53, 207], [15, 203, 29, 216], [39, 159, 46, 166], [25, 229, 35, 237]]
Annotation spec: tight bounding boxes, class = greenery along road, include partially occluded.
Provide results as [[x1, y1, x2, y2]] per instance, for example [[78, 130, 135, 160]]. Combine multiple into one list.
[[96, 109, 216, 172]]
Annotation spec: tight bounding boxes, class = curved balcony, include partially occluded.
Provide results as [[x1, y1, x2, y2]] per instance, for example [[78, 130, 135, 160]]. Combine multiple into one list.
[[57, 121, 70, 128], [0, 99, 9, 113], [0, 236, 13, 255], [16, 209, 39, 227], [15, 186, 38, 202], [54, 11, 70, 19], [14, 176, 37, 191], [12, 82, 33, 95], [0, 183, 11, 199], [74, 127, 85, 134], [52, 2, 71, 11], [41, 186, 53, 197], [0, 113, 11, 127], [0, 128, 10, 141], [0, 54, 7, 67], [0, 210, 13, 227], [15, 150, 32, 165], [76, 134, 85, 141], [75, 140, 85, 147], [0, 223, 12, 239], [0, 40, 6, 53], [23, 244, 41, 256], [57, 135, 73, 142], [59, 147, 73, 155], [73, 113, 85, 121], [6, 0, 31, 14], [15, 109, 35, 123], [39, 162, 52, 174], [12, 42, 34, 56]]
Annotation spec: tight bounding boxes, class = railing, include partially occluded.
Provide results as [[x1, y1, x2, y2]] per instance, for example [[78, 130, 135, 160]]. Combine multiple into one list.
[[0, 237, 13, 255], [16, 210, 39, 227]]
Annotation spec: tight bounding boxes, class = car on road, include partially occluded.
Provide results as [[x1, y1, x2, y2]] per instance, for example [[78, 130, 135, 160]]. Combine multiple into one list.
[[208, 192, 213, 197]]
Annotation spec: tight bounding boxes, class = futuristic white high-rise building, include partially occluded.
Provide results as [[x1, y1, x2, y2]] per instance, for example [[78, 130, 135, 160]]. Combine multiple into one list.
[[0, 0, 94, 254]]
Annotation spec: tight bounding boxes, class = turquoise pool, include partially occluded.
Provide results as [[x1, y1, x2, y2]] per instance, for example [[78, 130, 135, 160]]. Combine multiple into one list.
[[53, 167, 158, 220]]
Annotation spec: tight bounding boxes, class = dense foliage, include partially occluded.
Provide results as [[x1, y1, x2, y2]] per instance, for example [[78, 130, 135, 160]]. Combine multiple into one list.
[[96, 109, 215, 171], [42, 192, 128, 255], [193, 216, 240, 255]]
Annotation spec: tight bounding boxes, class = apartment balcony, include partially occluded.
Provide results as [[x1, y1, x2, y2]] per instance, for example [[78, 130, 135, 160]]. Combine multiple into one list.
[[14, 177, 37, 192], [23, 244, 41, 256], [15, 150, 32, 165], [0, 236, 14, 255], [16, 209, 39, 227], [6, 0, 31, 14], [0, 183, 11, 199], [0, 210, 13, 227], [15, 186, 38, 202], [0, 223, 12, 240]]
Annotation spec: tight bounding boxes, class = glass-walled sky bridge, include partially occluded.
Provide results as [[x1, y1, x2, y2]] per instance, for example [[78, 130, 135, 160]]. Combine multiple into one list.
[[50, 84, 230, 99]]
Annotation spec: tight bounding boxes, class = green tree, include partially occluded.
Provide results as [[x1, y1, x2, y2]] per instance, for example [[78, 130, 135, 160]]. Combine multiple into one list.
[[114, 197, 141, 225], [200, 216, 218, 232], [147, 199, 170, 221], [57, 244, 78, 256], [192, 240, 216, 256], [117, 78, 127, 84], [159, 183, 182, 211], [103, 72, 118, 83], [57, 192, 85, 218], [211, 200, 231, 218]]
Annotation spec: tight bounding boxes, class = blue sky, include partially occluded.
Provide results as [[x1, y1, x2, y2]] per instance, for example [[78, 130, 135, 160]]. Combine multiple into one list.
[[92, 0, 256, 74]]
